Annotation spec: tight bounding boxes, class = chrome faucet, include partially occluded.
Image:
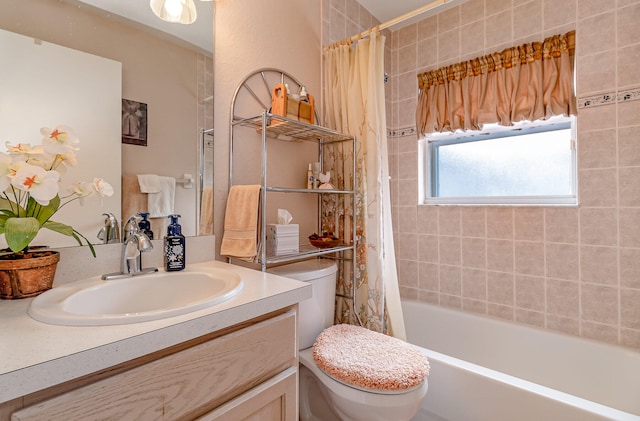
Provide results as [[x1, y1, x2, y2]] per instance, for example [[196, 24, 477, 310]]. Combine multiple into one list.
[[122, 215, 136, 241], [102, 215, 158, 280], [97, 212, 120, 244]]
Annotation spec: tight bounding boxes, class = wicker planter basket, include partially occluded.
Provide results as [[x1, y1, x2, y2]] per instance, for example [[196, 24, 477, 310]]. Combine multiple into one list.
[[0, 250, 60, 299]]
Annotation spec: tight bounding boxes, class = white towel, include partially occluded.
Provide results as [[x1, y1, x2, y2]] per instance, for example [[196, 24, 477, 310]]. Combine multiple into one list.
[[137, 174, 161, 193], [148, 176, 175, 218]]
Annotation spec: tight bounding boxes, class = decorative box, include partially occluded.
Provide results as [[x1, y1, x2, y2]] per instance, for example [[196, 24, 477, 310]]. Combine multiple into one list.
[[270, 83, 315, 125]]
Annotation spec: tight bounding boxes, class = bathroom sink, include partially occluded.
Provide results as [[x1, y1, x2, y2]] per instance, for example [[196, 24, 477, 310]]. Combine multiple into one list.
[[28, 270, 244, 326]]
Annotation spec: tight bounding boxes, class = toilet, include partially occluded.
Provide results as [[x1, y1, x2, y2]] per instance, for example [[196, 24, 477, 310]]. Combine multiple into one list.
[[268, 259, 429, 421]]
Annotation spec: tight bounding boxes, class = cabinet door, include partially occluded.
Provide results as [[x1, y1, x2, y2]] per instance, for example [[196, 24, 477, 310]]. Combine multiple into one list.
[[197, 367, 297, 421], [12, 311, 297, 421]]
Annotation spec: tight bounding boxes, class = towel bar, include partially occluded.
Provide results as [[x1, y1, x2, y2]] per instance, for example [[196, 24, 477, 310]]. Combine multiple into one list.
[[177, 174, 194, 189]]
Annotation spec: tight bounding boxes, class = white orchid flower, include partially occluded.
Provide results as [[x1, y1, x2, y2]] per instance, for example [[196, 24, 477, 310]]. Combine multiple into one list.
[[69, 181, 94, 198], [67, 181, 94, 205], [0, 152, 12, 192], [59, 150, 77, 167], [11, 163, 60, 206], [7, 160, 25, 178], [26, 154, 55, 170], [5, 142, 45, 164], [93, 178, 114, 197], [40, 125, 80, 155], [5, 142, 45, 156]]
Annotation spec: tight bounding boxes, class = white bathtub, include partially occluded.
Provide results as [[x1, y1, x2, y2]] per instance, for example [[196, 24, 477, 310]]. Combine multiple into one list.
[[402, 300, 640, 421]]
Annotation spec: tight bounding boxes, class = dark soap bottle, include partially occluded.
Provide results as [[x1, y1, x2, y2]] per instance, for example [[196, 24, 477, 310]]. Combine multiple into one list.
[[164, 214, 185, 271], [137, 212, 154, 240]]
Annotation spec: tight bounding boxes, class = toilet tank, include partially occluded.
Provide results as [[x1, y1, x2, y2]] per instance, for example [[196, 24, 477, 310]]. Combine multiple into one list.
[[268, 259, 337, 350]]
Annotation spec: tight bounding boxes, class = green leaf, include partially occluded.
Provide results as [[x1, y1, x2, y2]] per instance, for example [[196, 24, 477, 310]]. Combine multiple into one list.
[[42, 220, 74, 236], [0, 213, 12, 234], [5, 217, 40, 252], [0, 198, 22, 216], [0, 212, 13, 234], [73, 230, 96, 257], [43, 221, 97, 257], [27, 195, 60, 224]]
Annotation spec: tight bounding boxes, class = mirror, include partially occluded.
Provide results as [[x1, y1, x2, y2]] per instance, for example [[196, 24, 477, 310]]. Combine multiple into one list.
[[0, 0, 214, 248], [0, 28, 122, 249]]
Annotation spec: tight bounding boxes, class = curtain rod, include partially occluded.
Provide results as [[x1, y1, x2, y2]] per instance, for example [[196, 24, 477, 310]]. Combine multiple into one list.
[[326, 0, 456, 50]]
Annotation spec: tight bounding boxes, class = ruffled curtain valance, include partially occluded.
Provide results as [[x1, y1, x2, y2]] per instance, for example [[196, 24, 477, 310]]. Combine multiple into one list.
[[416, 30, 576, 136]]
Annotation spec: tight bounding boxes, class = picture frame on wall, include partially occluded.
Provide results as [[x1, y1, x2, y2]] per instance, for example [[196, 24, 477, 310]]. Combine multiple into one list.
[[122, 99, 147, 146]]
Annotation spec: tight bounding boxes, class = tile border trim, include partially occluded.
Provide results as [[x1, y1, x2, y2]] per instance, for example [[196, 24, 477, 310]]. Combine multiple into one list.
[[388, 127, 417, 138], [617, 88, 640, 104], [577, 87, 640, 109]]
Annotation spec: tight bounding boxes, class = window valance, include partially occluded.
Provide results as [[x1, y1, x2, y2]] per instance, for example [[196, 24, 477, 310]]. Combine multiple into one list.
[[416, 30, 576, 136]]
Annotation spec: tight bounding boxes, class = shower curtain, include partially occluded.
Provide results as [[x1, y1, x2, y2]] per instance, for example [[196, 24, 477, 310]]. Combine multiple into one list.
[[323, 31, 406, 340]]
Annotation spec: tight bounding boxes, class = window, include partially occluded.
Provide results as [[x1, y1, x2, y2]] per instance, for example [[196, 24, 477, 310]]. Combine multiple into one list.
[[419, 116, 577, 205]]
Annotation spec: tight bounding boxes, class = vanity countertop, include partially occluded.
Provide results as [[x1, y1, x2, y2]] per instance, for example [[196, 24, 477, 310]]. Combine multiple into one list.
[[0, 260, 311, 404]]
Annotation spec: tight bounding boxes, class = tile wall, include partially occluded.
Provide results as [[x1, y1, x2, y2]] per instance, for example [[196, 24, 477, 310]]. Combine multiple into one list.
[[325, 0, 640, 349], [197, 53, 214, 134], [197, 53, 214, 189]]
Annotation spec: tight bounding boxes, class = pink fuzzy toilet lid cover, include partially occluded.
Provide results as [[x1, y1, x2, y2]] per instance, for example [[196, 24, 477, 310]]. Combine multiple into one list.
[[312, 324, 430, 392]]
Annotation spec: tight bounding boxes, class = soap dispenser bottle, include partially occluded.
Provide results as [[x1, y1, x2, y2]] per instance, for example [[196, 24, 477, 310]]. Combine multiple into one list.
[[137, 212, 154, 240], [164, 214, 185, 271]]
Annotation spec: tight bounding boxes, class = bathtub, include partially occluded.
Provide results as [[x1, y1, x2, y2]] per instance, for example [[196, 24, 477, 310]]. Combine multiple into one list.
[[402, 300, 640, 421]]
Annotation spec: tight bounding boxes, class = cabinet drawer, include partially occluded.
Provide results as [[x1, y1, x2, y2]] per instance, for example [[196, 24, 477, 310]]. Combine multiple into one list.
[[196, 367, 297, 421], [13, 310, 297, 421]]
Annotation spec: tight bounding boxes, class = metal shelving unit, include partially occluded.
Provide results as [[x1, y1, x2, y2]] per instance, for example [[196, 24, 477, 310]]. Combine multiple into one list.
[[229, 69, 356, 276]]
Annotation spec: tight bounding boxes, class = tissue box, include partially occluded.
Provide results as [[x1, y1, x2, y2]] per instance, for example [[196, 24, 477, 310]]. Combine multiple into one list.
[[268, 224, 299, 236], [267, 224, 299, 255], [267, 235, 299, 255]]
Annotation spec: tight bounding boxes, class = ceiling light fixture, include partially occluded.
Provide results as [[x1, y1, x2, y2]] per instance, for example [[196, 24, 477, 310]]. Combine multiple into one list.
[[149, 0, 198, 24]]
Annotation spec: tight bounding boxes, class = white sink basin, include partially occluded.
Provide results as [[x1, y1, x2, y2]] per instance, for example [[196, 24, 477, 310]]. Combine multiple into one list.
[[28, 269, 244, 326]]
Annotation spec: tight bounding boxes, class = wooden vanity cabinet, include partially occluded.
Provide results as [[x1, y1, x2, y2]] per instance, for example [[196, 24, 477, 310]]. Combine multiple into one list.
[[7, 307, 298, 421], [197, 367, 297, 420]]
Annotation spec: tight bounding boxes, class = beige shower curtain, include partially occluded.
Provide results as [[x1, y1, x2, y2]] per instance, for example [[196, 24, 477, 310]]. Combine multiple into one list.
[[323, 31, 406, 340]]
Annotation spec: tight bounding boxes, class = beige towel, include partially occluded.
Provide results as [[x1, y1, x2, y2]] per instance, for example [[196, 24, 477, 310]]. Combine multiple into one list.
[[220, 185, 261, 261], [122, 174, 147, 223], [199, 187, 214, 235]]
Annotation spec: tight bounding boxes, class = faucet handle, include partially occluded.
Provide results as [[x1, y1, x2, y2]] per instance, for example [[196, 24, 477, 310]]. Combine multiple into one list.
[[124, 215, 153, 252], [97, 226, 106, 242], [136, 233, 154, 252], [98, 212, 121, 244], [105, 213, 121, 243], [123, 215, 142, 239]]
